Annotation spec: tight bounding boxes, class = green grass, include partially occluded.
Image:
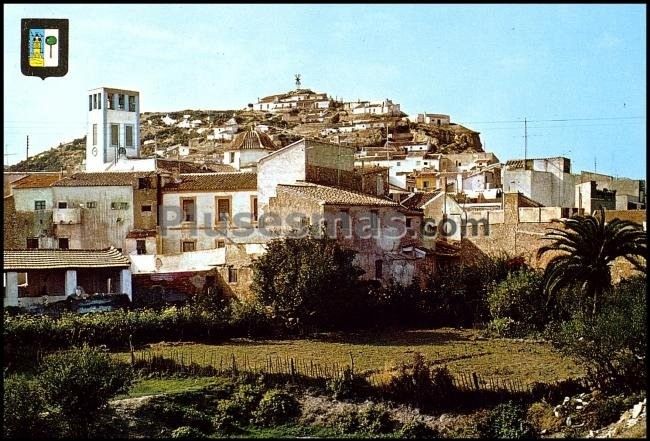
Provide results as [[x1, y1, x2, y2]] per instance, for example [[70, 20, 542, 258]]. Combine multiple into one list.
[[114, 328, 583, 386], [116, 376, 228, 399]]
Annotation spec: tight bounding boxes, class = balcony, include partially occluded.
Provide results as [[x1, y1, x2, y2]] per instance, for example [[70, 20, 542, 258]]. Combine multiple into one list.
[[53, 208, 81, 225]]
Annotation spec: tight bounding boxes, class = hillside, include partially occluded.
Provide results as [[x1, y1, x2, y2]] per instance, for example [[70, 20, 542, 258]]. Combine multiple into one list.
[[7, 103, 483, 172]]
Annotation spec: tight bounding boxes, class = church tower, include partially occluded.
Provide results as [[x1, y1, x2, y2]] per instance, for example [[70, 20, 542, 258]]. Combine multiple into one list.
[[85, 87, 140, 171]]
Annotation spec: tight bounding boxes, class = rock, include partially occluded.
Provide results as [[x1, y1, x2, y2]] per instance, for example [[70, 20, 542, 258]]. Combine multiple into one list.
[[576, 405, 584, 410], [588, 430, 595, 438], [541, 429, 547, 435], [632, 402, 644, 419], [563, 396, 571, 405], [566, 416, 572, 427]]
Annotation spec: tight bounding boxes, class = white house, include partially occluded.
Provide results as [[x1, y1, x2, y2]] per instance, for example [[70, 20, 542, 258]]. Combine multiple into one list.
[[223, 129, 278, 172]]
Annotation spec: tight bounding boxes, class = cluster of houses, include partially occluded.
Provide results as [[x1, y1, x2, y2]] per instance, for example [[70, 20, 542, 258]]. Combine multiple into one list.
[[3, 86, 646, 310]]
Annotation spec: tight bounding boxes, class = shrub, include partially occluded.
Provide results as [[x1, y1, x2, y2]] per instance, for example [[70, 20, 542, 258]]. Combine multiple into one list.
[[526, 401, 563, 434], [487, 269, 546, 337], [212, 400, 244, 433], [3, 375, 50, 439], [331, 409, 360, 434], [228, 298, 274, 337], [170, 426, 206, 438], [253, 389, 301, 426], [581, 395, 627, 430], [326, 367, 371, 400], [478, 401, 537, 439], [37, 345, 134, 438], [358, 403, 396, 434], [386, 353, 456, 409], [549, 276, 646, 392], [398, 417, 440, 438], [231, 382, 264, 417]]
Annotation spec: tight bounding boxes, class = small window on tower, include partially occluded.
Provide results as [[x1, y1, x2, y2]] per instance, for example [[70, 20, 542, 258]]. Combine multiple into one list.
[[89, 94, 92, 111], [136, 240, 146, 255], [111, 124, 119, 146], [92, 124, 97, 146], [128, 95, 136, 112], [118, 94, 125, 110], [98, 92, 101, 109], [125, 125, 134, 147]]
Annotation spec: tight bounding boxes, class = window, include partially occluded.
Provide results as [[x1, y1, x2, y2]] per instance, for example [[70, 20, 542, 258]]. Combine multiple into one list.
[[93, 94, 97, 109], [370, 209, 379, 229], [34, 200, 46, 210], [118, 94, 125, 110], [251, 197, 258, 222], [138, 177, 151, 189], [89, 94, 93, 111], [92, 124, 97, 146], [111, 202, 129, 210], [406, 218, 412, 228], [107, 93, 115, 109], [141, 204, 152, 214], [110, 124, 119, 146], [416, 161, 421, 166], [86, 201, 97, 208], [125, 125, 134, 147], [216, 198, 230, 223], [375, 260, 383, 279], [136, 239, 146, 255], [300, 216, 310, 228], [128, 95, 136, 112], [229, 152, 235, 163], [228, 267, 238, 283], [58, 238, 69, 249], [58, 201, 68, 209], [423, 181, 429, 188], [98, 92, 101, 109], [424, 162, 428, 166], [396, 162, 401, 166], [26, 238, 39, 249], [182, 198, 195, 222], [216, 239, 225, 248], [182, 240, 196, 252]]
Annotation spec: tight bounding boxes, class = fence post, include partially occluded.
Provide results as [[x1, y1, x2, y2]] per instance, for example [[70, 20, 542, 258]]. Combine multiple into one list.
[[290, 358, 295, 380], [472, 372, 480, 391]]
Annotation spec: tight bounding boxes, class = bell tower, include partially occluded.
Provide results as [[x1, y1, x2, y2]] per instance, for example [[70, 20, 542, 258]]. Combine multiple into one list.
[[86, 87, 140, 171]]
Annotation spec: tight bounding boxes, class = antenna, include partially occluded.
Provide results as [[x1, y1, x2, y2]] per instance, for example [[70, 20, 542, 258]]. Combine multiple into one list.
[[294, 74, 301, 89], [523, 118, 527, 168]]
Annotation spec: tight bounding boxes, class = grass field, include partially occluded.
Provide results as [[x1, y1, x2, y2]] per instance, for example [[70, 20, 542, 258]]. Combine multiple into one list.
[[114, 328, 584, 386]]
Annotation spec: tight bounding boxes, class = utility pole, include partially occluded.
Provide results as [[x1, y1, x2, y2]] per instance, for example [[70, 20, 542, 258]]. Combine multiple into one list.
[[594, 156, 597, 174], [523, 118, 527, 168], [26, 135, 29, 161]]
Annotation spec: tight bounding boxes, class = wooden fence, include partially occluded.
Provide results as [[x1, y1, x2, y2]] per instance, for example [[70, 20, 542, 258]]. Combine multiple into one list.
[[129, 349, 532, 395]]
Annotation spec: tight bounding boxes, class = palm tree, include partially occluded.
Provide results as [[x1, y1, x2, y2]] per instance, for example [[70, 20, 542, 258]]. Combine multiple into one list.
[[537, 206, 646, 316]]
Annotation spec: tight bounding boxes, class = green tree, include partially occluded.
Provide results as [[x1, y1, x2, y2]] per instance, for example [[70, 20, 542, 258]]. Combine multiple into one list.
[[37, 345, 134, 438], [537, 207, 646, 316], [251, 231, 364, 332], [3, 376, 49, 439]]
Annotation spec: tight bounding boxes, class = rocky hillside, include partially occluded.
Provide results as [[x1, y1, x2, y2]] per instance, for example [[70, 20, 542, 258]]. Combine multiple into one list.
[[6, 137, 86, 172], [7, 104, 483, 172]]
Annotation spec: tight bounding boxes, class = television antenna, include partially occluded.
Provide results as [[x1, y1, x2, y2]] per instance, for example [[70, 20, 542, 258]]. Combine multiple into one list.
[[294, 74, 301, 89]]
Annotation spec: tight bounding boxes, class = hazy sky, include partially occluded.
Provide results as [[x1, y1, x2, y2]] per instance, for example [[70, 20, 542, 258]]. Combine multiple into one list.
[[4, 4, 646, 179]]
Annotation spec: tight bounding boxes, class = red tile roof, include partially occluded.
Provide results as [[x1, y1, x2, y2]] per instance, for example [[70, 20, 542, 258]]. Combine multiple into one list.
[[12, 173, 63, 189], [53, 172, 155, 187], [3, 247, 131, 270], [277, 183, 399, 207], [126, 229, 158, 239], [401, 190, 441, 210], [163, 173, 257, 192], [228, 130, 276, 151]]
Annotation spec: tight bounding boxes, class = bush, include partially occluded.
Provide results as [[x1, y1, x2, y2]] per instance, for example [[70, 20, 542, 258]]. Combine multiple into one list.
[[386, 353, 456, 409], [212, 400, 244, 433], [253, 389, 301, 426], [326, 367, 371, 400], [37, 345, 134, 438], [358, 403, 396, 434], [478, 401, 537, 439], [581, 395, 627, 430], [228, 298, 274, 337], [170, 426, 206, 438], [526, 401, 563, 434], [399, 417, 440, 438], [487, 269, 546, 336], [331, 409, 361, 434], [3, 375, 50, 439], [549, 276, 646, 392]]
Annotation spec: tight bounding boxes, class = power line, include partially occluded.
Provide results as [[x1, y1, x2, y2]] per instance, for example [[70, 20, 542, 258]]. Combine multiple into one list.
[[456, 115, 645, 124]]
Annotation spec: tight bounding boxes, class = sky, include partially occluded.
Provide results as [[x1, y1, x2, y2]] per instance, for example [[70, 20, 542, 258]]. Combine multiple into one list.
[[3, 4, 647, 179]]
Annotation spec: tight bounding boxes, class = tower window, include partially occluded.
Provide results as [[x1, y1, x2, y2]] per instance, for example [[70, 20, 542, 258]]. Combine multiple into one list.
[[110, 124, 119, 146], [92, 124, 97, 146], [93, 94, 97, 109], [88, 95, 92, 111], [128, 95, 136, 112], [98, 93, 101, 109], [125, 125, 134, 147], [118, 94, 125, 110], [136, 240, 146, 255]]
